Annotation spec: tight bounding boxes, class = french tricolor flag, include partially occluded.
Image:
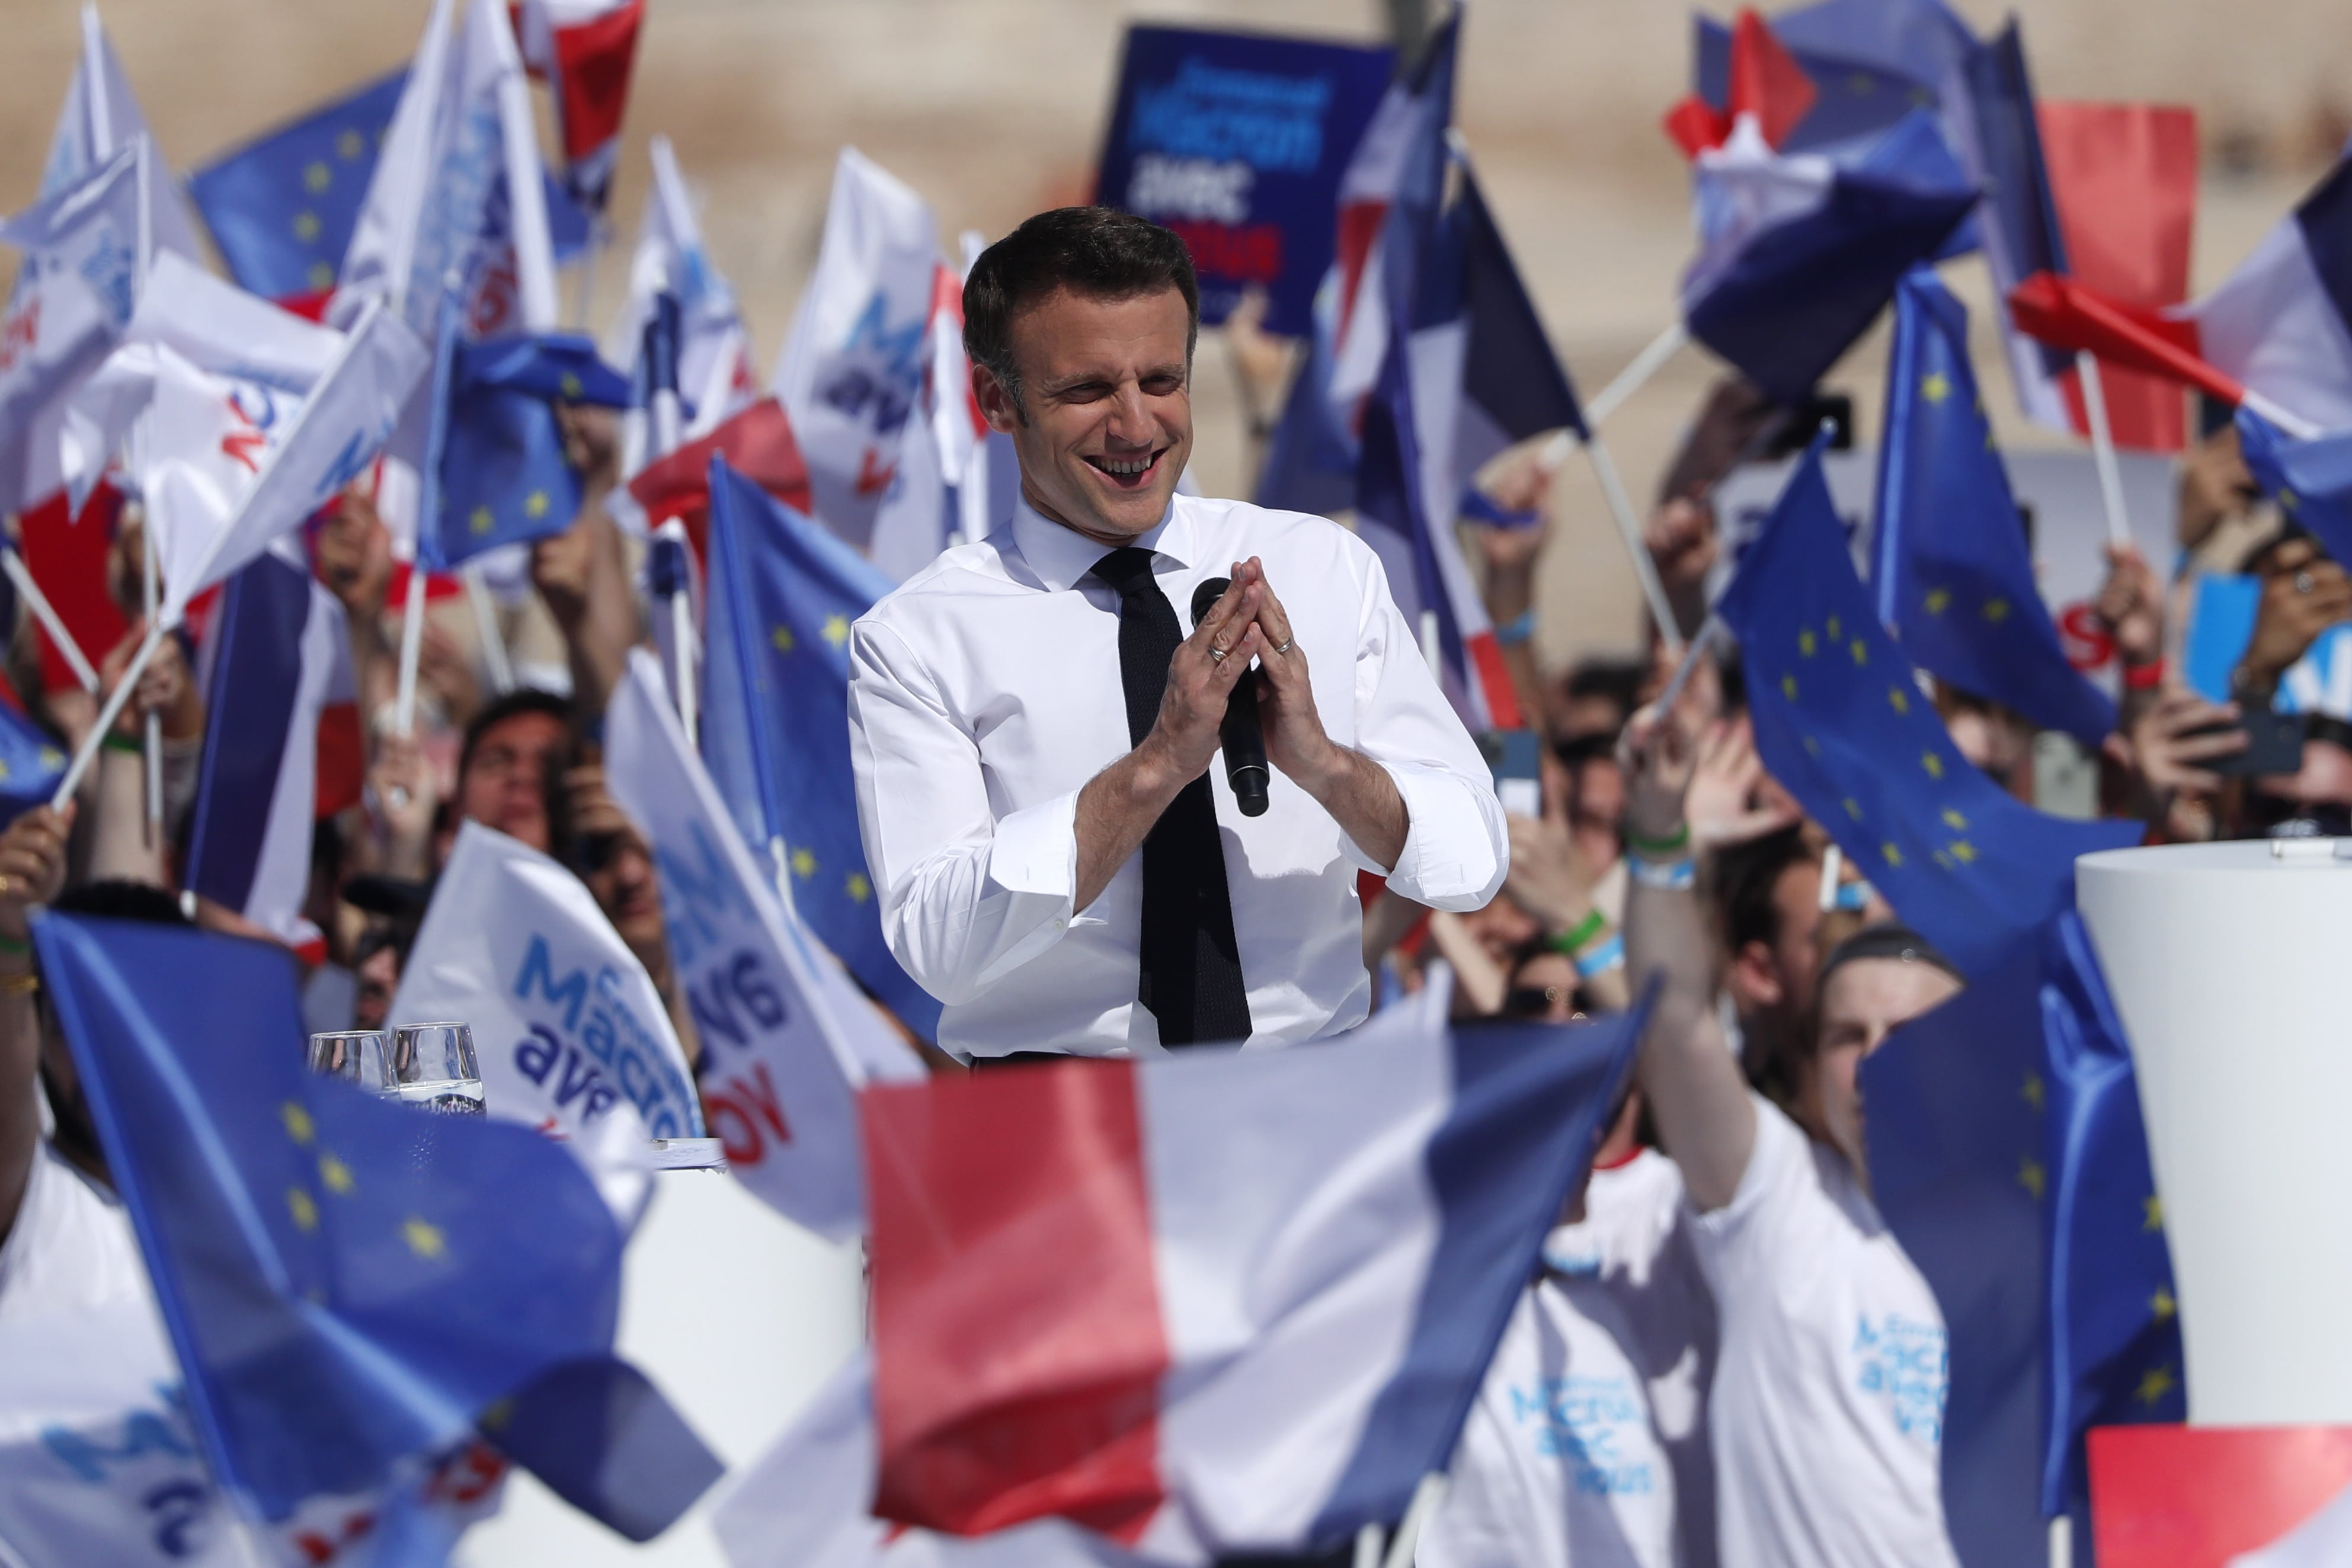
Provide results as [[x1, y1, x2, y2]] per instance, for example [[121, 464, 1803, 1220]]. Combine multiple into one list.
[[859, 993, 1652, 1563], [516, 0, 644, 213], [183, 545, 356, 953], [2009, 151, 2352, 438]]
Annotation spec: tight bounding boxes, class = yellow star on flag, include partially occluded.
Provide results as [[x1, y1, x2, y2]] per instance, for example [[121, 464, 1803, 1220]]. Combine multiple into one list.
[[0, 761, 12, 782], [559, 373, 583, 400], [823, 614, 851, 647], [2281, 487, 2300, 512], [403, 1218, 447, 1260], [1924, 587, 1952, 615], [469, 506, 494, 536], [1826, 614, 1841, 641], [523, 490, 550, 519], [846, 872, 872, 903], [287, 1187, 319, 1231], [1781, 674, 1799, 701], [308, 261, 334, 292], [1948, 839, 1977, 865], [1802, 735, 1822, 757], [1849, 639, 1868, 665], [1881, 843, 1903, 868], [2018, 1156, 2047, 1201], [1799, 628, 1817, 657], [280, 1102, 315, 1145], [337, 127, 364, 160], [304, 161, 332, 194], [1888, 686, 1910, 715], [1920, 370, 1952, 404], [770, 625, 796, 653], [2143, 1195, 2164, 1232], [38, 747, 62, 769], [2136, 1365, 2177, 1407], [293, 210, 322, 242], [1983, 598, 2011, 623], [1848, 71, 1876, 94], [2021, 1071, 2046, 1112], [1844, 798, 1863, 820], [2151, 1288, 2177, 1321], [1941, 808, 1968, 830], [319, 1153, 354, 1195], [1922, 751, 1944, 779], [791, 847, 815, 878]]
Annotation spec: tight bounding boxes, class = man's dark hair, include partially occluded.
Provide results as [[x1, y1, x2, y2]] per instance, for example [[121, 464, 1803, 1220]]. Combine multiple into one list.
[[962, 207, 1199, 420], [458, 688, 575, 784], [1711, 824, 1813, 965], [52, 879, 193, 926]]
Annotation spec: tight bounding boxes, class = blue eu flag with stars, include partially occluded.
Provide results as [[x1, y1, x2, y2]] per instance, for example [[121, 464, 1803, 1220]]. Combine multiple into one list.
[[1863, 911, 2183, 1568], [0, 700, 65, 830], [422, 331, 632, 572], [702, 457, 943, 1039], [188, 71, 407, 301], [1719, 439, 2140, 980], [1873, 269, 2116, 748], [33, 912, 720, 1539]]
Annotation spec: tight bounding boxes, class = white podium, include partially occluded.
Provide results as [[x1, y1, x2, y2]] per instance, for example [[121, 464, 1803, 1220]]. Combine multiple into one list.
[[2077, 840, 2352, 1425], [455, 1166, 863, 1566]]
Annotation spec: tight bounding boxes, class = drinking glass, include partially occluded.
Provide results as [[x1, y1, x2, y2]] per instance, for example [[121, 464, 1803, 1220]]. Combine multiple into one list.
[[388, 1022, 485, 1116], [306, 1030, 392, 1095]]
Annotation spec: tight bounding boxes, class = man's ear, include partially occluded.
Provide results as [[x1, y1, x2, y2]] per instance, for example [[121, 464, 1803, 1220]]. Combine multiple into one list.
[[972, 364, 1020, 436], [1726, 938, 1784, 1012]]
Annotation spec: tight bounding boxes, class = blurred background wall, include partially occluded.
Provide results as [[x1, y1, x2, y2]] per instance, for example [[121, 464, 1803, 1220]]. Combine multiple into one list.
[[3, 0, 2348, 670]]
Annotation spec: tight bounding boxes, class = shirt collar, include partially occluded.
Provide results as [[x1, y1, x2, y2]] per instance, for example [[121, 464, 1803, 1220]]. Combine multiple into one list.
[[1007, 492, 1195, 593]]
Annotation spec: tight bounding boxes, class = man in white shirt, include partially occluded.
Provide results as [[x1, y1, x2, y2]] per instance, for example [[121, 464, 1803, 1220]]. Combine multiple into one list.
[[1618, 706, 1964, 1568], [1422, 1090, 1719, 1568], [849, 207, 1505, 1059]]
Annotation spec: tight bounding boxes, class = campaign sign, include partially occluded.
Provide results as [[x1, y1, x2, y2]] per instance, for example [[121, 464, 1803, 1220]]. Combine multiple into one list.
[[1095, 25, 1393, 336], [391, 819, 703, 1145], [604, 651, 923, 1243]]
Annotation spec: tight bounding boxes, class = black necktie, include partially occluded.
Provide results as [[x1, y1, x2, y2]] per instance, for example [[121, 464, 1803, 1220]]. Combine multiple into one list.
[[1090, 547, 1253, 1046]]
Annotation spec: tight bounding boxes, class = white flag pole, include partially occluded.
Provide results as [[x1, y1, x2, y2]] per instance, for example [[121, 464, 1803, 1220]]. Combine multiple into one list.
[[1578, 431, 1686, 654], [2, 549, 98, 693], [1817, 841, 1844, 912], [1380, 1473, 1448, 1568], [2073, 351, 2133, 550], [50, 622, 164, 806], [133, 135, 162, 847], [393, 566, 427, 735], [1654, 615, 1720, 717], [461, 562, 513, 693]]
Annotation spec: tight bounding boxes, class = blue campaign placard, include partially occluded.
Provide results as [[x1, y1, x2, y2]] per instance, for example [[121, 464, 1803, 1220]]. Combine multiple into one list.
[[1095, 24, 1394, 337]]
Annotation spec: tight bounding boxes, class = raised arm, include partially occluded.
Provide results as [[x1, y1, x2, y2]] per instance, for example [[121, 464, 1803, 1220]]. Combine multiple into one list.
[[0, 805, 76, 1252], [1620, 700, 1756, 1212]]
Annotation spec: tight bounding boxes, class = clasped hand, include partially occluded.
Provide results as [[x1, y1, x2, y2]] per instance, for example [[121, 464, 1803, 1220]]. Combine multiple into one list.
[[1139, 557, 1340, 801]]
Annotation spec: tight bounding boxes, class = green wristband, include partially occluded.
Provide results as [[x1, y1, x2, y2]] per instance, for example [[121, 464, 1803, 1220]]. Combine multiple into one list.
[[0, 933, 30, 958], [101, 731, 142, 756], [1625, 822, 1691, 859], [1548, 908, 1608, 958]]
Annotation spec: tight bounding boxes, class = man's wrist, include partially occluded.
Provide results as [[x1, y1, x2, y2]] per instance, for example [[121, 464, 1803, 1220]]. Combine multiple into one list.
[[1291, 738, 1359, 808], [1125, 734, 1195, 811]]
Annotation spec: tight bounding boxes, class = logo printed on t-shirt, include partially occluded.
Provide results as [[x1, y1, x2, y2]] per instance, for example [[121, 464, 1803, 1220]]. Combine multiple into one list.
[[1852, 1312, 1948, 1448], [1509, 1374, 1659, 1496]]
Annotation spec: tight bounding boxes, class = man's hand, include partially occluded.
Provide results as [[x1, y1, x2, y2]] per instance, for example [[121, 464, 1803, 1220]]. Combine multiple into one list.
[[557, 404, 622, 493], [369, 733, 440, 876], [2127, 689, 2247, 799], [100, 622, 200, 742], [316, 485, 394, 619], [532, 517, 598, 631], [2095, 542, 2165, 671], [2239, 536, 2352, 695], [0, 806, 73, 942], [1686, 716, 1800, 849], [1135, 572, 1263, 791]]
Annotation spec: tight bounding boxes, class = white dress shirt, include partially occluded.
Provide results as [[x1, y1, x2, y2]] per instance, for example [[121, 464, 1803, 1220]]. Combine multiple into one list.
[[848, 492, 1507, 1058]]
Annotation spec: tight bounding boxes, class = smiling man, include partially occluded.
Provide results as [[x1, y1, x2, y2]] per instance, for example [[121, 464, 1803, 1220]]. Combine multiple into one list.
[[847, 207, 1505, 1059]]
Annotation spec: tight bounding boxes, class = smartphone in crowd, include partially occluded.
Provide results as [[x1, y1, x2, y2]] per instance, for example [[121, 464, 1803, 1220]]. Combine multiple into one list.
[[1479, 730, 1544, 818]]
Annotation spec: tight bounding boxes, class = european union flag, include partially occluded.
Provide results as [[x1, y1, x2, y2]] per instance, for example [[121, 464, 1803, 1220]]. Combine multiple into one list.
[[0, 699, 65, 830], [423, 331, 631, 572], [2037, 909, 2184, 1515], [1862, 911, 2183, 1568], [2235, 407, 2352, 571], [1860, 933, 2048, 1568], [33, 913, 719, 1538], [1719, 440, 2139, 978], [702, 457, 943, 1039], [1873, 270, 2116, 747], [188, 71, 407, 302]]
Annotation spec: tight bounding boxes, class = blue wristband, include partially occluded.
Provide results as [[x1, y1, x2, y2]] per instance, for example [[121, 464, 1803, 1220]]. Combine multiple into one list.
[[1493, 608, 1538, 647], [1573, 930, 1625, 979], [1460, 487, 1542, 530], [1628, 855, 1697, 892]]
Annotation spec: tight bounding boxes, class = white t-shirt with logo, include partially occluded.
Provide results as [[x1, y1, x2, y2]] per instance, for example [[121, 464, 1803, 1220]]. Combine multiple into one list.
[[1689, 1096, 1957, 1568], [1422, 1149, 1719, 1568], [0, 1141, 144, 1325]]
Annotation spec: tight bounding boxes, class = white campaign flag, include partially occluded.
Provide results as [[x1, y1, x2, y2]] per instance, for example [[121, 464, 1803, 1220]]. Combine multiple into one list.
[[37, 3, 205, 267], [866, 256, 992, 583], [770, 147, 939, 549], [148, 298, 425, 622], [0, 142, 143, 517], [391, 818, 703, 1153], [607, 133, 758, 479], [711, 1352, 1149, 1568], [603, 649, 922, 1241]]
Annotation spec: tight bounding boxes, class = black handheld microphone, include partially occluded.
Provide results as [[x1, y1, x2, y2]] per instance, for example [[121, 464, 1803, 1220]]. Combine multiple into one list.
[[1191, 577, 1271, 817]]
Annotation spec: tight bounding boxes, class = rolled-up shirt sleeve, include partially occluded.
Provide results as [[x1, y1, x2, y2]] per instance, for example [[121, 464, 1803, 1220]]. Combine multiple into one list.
[[847, 619, 1080, 1006], [1342, 552, 1509, 911]]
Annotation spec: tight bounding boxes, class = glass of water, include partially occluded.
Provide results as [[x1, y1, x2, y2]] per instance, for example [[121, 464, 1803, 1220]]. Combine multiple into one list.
[[388, 1023, 485, 1116], [306, 1030, 392, 1095]]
